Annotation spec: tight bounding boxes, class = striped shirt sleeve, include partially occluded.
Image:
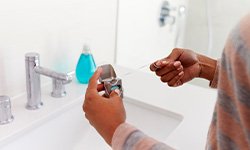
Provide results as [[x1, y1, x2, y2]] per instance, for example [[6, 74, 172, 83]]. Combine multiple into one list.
[[206, 13, 250, 150], [112, 123, 174, 150]]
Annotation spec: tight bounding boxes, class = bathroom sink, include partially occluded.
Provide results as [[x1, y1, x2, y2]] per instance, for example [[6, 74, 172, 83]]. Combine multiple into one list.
[[0, 97, 182, 150]]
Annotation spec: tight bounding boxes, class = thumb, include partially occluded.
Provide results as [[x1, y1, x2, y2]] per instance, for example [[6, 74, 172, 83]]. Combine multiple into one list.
[[110, 89, 122, 99], [166, 48, 184, 61]]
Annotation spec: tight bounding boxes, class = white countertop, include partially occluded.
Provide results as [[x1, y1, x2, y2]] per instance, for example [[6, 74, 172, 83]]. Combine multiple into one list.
[[0, 65, 217, 150]]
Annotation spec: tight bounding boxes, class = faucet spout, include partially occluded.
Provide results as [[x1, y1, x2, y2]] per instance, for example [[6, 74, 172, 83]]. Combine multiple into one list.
[[25, 52, 72, 110], [34, 66, 72, 82]]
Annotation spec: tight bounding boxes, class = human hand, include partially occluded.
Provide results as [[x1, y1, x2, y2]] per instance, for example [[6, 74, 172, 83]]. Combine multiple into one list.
[[150, 48, 201, 86], [83, 68, 126, 146]]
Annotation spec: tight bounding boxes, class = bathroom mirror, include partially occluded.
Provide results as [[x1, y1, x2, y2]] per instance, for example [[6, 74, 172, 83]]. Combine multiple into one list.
[[115, 0, 250, 72]]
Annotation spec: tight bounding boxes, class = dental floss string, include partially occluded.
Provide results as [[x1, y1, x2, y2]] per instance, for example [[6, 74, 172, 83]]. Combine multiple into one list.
[[120, 63, 153, 78]]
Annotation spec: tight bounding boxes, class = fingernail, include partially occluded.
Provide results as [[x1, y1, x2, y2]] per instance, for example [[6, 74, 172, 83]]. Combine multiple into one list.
[[178, 71, 184, 76], [161, 60, 168, 65], [156, 61, 161, 66], [174, 61, 181, 67], [174, 81, 181, 87], [177, 67, 182, 71], [114, 89, 121, 96]]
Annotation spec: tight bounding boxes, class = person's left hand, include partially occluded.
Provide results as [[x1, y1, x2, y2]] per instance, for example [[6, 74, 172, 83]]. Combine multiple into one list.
[[83, 68, 126, 146]]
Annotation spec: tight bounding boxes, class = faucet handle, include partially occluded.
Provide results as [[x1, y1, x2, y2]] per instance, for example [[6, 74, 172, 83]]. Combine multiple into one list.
[[0, 96, 14, 125], [51, 75, 73, 98]]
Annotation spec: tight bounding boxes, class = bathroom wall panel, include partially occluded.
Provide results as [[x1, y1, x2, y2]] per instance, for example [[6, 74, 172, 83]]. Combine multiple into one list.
[[116, 0, 186, 70], [0, 0, 117, 97], [184, 0, 250, 58], [183, 0, 250, 88]]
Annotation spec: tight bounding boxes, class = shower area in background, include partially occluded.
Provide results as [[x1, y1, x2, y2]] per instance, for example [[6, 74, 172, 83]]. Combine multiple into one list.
[[115, 0, 250, 88]]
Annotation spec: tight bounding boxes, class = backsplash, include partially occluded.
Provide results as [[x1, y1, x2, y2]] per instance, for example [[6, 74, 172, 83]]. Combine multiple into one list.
[[0, 0, 117, 97]]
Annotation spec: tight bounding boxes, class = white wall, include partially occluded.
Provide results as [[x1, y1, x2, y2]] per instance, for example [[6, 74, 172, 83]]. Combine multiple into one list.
[[0, 0, 117, 97], [184, 0, 250, 58], [116, 0, 187, 70], [183, 0, 250, 87]]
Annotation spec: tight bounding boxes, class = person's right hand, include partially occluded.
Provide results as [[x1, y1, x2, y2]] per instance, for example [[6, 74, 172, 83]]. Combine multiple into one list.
[[150, 48, 201, 87], [83, 68, 126, 146]]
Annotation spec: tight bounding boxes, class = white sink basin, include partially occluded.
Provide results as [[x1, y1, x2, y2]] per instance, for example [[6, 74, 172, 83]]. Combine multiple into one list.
[[0, 97, 182, 150]]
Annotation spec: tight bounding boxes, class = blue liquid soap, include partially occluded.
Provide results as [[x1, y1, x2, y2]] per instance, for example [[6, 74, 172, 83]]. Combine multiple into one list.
[[75, 45, 96, 84]]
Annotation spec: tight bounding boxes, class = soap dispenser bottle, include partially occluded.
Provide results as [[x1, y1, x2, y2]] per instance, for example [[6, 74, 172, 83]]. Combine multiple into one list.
[[75, 44, 96, 84]]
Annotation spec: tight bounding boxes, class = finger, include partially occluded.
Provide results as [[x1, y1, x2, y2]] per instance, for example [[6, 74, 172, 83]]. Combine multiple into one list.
[[150, 60, 161, 71], [150, 48, 184, 72], [173, 61, 182, 70], [85, 113, 89, 120], [83, 95, 92, 108], [156, 61, 182, 76], [101, 93, 109, 98], [97, 84, 105, 92], [167, 48, 184, 61], [110, 89, 122, 99], [177, 80, 184, 86], [87, 67, 103, 90], [82, 103, 86, 112], [173, 80, 183, 87], [160, 70, 183, 83], [150, 60, 170, 72], [110, 90, 124, 107], [168, 71, 184, 87]]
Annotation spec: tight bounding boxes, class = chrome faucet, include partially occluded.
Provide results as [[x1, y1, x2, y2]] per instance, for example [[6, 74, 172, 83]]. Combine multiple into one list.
[[159, 0, 176, 27], [25, 52, 72, 110], [0, 96, 14, 125]]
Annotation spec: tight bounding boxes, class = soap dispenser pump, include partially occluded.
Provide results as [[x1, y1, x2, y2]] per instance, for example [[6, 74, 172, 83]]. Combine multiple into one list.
[[75, 44, 96, 84]]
